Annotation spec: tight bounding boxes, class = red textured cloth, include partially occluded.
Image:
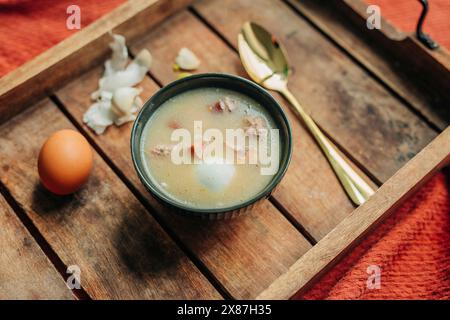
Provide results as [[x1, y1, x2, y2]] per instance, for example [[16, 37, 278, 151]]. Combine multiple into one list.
[[370, 0, 450, 49], [0, 0, 125, 77], [0, 0, 448, 300], [298, 171, 450, 300]]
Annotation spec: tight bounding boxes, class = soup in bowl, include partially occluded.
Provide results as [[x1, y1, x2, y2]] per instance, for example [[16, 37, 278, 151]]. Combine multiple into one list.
[[131, 73, 292, 219]]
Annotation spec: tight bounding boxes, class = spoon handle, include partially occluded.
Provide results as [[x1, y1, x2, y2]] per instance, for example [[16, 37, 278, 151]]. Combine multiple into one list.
[[280, 88, 375, 205]]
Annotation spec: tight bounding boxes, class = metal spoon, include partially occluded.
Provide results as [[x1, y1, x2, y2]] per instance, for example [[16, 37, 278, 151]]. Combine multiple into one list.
[[238, 22, 375, 205]]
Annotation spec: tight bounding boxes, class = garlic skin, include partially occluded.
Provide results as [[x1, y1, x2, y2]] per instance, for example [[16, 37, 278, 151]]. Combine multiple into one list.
[[175, 47, 200, 70], [99, 49, 152, 92], [134, 49, 152, 70], [83, 92, 115, 135], [84, 33, 152, 135], [112, 87, 143, 126], [105, 34, 128, 75]]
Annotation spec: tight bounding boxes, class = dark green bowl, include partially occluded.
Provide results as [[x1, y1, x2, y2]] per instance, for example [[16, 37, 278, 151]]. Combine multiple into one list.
[[131, 73, 292, 219]]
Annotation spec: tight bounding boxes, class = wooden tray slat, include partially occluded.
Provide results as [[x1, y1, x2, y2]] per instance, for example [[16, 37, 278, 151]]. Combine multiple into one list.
[[193, 0, 438, 183], [0, 194, 73, 300], [0, 100, 221, 300], [55, 58, 312, 299]]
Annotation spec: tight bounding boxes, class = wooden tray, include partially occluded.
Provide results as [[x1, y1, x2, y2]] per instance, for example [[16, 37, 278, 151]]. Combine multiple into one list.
[[0, 0, 449, 300]]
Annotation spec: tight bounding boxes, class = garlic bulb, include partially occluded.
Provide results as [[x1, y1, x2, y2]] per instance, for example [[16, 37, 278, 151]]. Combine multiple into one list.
[[175, 47, 200, 70]]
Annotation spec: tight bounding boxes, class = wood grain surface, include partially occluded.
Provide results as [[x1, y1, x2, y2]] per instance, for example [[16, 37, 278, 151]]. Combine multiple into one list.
[[0, 99, 221, 300], [55, 48, 313, 300], [0, 0, 448, 300], [193, 0, 437, 183], [0, 194, 73, 300]]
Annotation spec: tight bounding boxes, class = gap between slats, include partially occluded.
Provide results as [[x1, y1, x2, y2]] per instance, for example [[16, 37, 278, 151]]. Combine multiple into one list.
[[0, 181, 91, 300]]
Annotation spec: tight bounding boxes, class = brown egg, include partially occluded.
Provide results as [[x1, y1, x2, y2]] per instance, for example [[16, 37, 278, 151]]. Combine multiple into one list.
[[38, 129, 93, 195]]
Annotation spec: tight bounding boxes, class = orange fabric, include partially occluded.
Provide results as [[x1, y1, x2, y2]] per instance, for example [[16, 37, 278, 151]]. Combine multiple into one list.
[[0, 0, 125, 77], [370, 0, 450, 49], [297, 171, 450, 300], [0, 0, 448, 300]]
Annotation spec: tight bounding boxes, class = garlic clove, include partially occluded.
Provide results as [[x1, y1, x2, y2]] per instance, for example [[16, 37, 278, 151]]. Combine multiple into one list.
[[134, 49, 152, 69], [111, 87, 142, 116], [175, 47, 200, 71]]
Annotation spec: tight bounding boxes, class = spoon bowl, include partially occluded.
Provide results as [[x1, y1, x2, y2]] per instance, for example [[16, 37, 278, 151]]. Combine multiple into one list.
[[238, 22, 289, 91]]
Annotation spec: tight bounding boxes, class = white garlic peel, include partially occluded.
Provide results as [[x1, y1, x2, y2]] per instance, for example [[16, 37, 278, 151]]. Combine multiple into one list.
[[99, 54, 151, 92], [83, 33, 152, 134], [106, 34, 128, 74], [175, 47, 200, 71], [83, 92, 115, 135]]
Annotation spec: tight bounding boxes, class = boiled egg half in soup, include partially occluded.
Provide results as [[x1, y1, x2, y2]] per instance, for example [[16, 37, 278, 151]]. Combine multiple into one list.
[[195, 156, 235, 192]]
